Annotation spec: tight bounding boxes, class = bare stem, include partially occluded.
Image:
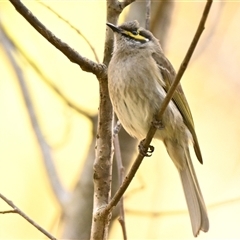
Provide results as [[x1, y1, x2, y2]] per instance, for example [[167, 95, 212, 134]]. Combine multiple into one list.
[[106, 0, 213, 212], [39, 2, 100, 63], [0, 23, 70, 208], [145, 0, 151, 30], [8, 0, 105, 78], [90, 1, 135, 239], [114, 133, 127, 240], [0, 193, 57, 240]]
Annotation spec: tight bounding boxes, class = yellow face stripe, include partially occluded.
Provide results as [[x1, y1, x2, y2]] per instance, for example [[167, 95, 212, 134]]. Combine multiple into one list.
[[122, 30, 149, 42]]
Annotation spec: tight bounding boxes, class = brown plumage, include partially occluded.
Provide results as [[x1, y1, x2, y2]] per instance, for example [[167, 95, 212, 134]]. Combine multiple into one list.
[[107, 20, 209, 236]]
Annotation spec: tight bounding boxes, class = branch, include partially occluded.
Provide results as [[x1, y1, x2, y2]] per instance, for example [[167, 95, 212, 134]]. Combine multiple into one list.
[[8, 0, 106, 78], [38, 2, 100, 63], [0, 210, 17, 214], [0, 193, 57, 240], [145, 0, 151, 30], [90, 1, 135, 239], [114, 134, 127, 240], [150, 1, 174, 49], [0, 23, 70, 208], [106, 0, 213, 212], [2, 25, 92, 118]]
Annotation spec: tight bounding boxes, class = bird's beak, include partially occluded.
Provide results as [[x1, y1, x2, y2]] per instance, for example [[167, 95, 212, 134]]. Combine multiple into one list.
[[106, 23, 122, 33]]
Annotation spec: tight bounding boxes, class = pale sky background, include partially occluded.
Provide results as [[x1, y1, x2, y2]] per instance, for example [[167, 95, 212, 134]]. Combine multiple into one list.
[[0, 1, 240, 239]]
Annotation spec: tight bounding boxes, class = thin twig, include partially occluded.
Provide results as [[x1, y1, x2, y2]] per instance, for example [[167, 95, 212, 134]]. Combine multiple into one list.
[[1, 25, 92, 118], [0, 210, 17, 214], [0, 23, 70, 208], [90, 1, 136, 239], [192, 1, 224, 61], [39, 2, 100, 63], [150, 1, 174, 49], [118, 217, 127, 240], [0, 193, 57, 240], [114, 130, 127, 240], [145, 0, 151, 30], [8, 0, 106, 78], [106, 0, 213, 212]]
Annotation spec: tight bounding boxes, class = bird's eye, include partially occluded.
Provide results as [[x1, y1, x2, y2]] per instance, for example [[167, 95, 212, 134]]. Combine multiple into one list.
[[132, 30, 138, 35]]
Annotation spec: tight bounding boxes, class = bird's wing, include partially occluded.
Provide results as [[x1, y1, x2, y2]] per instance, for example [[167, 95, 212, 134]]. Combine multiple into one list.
[[152, 52, 203, 164]]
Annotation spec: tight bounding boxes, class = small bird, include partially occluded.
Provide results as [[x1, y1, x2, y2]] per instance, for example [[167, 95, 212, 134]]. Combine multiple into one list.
[[107, 20, 209, 237]]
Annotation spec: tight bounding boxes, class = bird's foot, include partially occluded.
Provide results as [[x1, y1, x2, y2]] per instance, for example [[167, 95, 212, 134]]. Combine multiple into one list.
[[151, 117, 164, 129], [138, 139, 154, 157]]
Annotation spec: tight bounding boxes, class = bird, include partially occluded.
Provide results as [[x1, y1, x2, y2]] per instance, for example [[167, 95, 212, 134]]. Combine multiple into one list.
[[107, 20, 209, 237]]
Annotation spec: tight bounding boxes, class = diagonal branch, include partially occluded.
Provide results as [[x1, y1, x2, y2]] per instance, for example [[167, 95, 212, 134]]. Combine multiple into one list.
[[114, 134, 127, 240], [38, 2, 100, 63], [146, 0, 213, 145], [5, 29, 92, 118], [8, 0, 106, 78], [0, 193, 57, 240], [0, 23, 70, 208], [106, 0, 213, 212]]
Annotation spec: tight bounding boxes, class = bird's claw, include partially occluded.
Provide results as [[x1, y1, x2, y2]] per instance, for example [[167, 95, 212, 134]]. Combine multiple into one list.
[[138, 139, 155, 157], [152, 118, 164, 129]]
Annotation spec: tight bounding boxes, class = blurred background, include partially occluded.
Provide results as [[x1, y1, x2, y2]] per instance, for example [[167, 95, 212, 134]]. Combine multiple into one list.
[[0, 1, 240, 239]]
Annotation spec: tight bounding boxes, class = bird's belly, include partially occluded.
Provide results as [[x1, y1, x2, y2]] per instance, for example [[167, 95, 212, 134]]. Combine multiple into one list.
[[112, 84, 185, 141], [108, 62, 188, 142], [115, 97, 151, 139]]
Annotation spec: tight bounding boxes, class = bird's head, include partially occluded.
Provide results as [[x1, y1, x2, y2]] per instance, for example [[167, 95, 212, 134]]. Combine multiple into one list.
[[107, 20, 159, 52]]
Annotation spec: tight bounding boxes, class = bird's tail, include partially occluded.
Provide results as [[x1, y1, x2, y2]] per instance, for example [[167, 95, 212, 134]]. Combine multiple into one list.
[[179, 147, 209, 237]]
